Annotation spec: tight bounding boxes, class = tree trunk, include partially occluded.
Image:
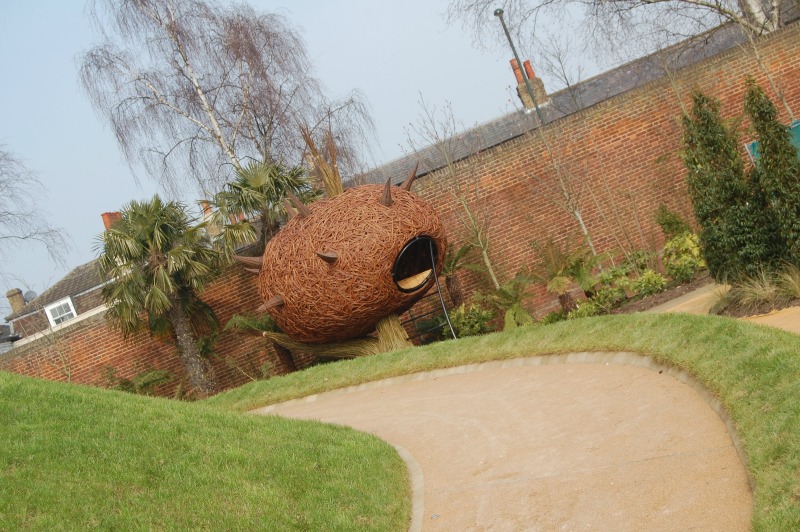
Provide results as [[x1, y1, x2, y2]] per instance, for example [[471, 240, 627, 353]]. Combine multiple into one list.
[[168, 295, 216, 397], [272, 341, 297, 373], [558, 292, 578, 313], [481, 247, 501, 290], [445, 274, 465, 307]]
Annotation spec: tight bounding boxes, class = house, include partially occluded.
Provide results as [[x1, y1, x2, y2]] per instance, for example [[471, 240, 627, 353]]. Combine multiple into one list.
[[5, 259, 107, 344]]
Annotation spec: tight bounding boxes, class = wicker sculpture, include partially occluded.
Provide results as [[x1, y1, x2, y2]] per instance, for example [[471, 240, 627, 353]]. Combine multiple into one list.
[[237, 168, 446, 345]]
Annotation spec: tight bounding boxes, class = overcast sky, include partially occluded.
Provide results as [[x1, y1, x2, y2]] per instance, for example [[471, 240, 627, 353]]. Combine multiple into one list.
[[0, 0, 574, 319]]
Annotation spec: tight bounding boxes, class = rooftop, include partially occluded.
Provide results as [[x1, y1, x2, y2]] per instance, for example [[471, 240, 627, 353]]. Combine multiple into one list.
[[358, 23, 748, 186], [5, 259, 105, 322]]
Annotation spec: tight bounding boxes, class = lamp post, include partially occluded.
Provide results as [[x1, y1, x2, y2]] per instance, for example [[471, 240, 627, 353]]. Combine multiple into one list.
[[493, 8, 545, 126]]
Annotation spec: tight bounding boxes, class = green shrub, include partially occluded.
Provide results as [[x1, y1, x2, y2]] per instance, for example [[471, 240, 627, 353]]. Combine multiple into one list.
[[540, 309, 568, 325], [632, 269, 668, 296], [663, 233, 706, 283], [447, 303, 495, 338], [413, 316, 446, 345], [591, 285, 627, 312], [596, 264, 631, 287], [568, 300, 601, 319], [477, 274, 535, 330], [682, 85, 792, 281], [624, 249, 657, 274], [655, 204, 691, 239], [503, 303, 536, 330], [104, 367, 173, 395]]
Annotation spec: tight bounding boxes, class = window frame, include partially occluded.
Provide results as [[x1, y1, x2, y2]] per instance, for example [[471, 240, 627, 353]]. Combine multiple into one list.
[[44, 297, 77, 328]]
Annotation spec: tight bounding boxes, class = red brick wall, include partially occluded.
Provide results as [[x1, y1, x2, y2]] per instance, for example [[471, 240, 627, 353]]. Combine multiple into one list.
[[0, 267, 317, 396], [412, 24, 800, 314]]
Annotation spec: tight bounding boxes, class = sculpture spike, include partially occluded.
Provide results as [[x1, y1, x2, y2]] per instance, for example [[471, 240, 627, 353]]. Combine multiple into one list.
[[286, 190, 311, 218], [381, 177, 393, 207], [233, 255, 264, 268], [401, 161, 420, 191], [282, 198, 296, 220], [316, 251, 338, 264], [261, 294, 285, 311]]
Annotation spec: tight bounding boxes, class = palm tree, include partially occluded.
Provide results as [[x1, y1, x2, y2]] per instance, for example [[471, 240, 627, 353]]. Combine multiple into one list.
[[97, 196, 221, 396], [529, 236, 598, 313], [209, 161, 317, 254], [441, 242, 475, 307]]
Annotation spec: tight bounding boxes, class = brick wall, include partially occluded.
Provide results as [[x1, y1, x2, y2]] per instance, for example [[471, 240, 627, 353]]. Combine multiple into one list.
[[412, 24, 800, 314]]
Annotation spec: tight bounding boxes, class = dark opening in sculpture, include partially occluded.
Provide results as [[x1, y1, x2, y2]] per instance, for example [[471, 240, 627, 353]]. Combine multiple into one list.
[[393, 236, 438, 293]]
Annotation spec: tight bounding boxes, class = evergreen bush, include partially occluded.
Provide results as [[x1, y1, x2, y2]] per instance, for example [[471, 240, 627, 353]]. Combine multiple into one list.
[[743, 80, 800, 265], [682, 91, 747, 280], [682, 86, 790, 281]]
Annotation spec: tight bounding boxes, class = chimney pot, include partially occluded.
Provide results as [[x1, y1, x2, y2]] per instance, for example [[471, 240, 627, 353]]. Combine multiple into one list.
[[511, 58, 549, 111], [523, 60, 536, 80], [509, 59, 525, 85], [6, 288, 25, 314], [101, 212, 122, 231]]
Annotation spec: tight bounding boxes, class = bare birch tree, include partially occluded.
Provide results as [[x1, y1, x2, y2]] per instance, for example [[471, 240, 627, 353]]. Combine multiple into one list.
[[80, 0, 373, 196], [0, 147, 68, 282]]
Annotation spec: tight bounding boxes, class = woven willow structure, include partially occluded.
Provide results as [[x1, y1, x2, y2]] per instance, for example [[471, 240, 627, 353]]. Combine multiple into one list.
[[257, 183, 445, 344]]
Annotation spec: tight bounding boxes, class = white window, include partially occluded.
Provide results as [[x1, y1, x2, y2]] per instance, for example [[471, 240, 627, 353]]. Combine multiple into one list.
[[44, 298, 77, 327]]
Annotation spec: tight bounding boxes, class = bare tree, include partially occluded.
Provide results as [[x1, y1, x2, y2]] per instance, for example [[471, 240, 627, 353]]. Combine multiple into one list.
[[405, 98, 502, 289], [0, 147, 68, 283], [446, 0, 793, 56], [80, 0, 373, 196]]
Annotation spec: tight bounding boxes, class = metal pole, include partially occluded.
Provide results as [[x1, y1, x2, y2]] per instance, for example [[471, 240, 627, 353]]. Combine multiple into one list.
[[494, 8, 546, 127], [429, 239, 457, 340]]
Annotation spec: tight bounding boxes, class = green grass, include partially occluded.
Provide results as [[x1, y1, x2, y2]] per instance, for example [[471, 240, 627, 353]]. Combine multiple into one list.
[[206, 313, 800, 531], [4, 313, 800, 530], [0, 373, 409, 530]]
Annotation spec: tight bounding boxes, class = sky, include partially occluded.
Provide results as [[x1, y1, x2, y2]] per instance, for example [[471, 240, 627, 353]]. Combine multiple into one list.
[[0, 0, 571, 320]]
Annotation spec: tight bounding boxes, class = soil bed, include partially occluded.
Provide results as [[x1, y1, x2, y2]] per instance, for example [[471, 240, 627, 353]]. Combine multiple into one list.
[[611, 272, 713, 314], [611, 270, 800, 317]]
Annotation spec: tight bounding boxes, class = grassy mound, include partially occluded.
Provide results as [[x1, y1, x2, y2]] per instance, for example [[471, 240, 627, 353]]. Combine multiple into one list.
[[0, 373, 409, 530], [206, 313, 800, 530]]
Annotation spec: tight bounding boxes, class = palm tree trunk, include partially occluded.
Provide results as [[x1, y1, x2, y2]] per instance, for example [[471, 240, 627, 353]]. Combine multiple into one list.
[[168, 295, 216, 397], [445, 274, 464, 307], [272, 341, 297, 373], [558, 292, 578, 313]]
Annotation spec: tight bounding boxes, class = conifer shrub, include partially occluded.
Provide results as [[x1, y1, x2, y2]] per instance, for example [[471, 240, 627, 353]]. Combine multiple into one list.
[[682, 85, 792, 281], [743, 80, 800, 265]]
